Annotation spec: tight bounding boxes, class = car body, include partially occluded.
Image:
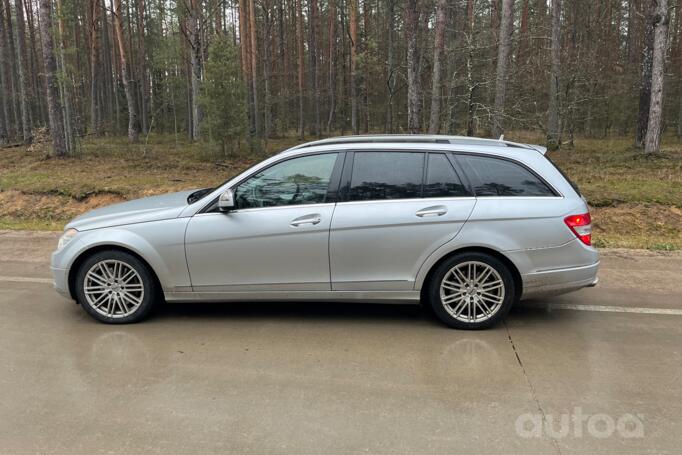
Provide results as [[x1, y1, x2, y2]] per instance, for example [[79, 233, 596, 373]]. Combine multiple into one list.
[[51, 135, 599, 328]]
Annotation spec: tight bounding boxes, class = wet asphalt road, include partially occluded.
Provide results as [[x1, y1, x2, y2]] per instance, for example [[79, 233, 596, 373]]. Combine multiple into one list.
[[1, 230, 681, 454]]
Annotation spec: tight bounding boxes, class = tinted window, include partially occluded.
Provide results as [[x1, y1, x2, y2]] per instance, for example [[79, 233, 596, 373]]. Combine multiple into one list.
[[235, 153, 338, 209], [459, 155, 555, 197], [545, 154, 581, 195], [424, 153, 468, 198], [349, 152, 424, 201]]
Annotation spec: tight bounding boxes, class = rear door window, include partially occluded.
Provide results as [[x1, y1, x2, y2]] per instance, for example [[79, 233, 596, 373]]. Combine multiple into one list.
[[423, 153, 469, 198], [458, 155, 556, 197], [348, 152, 424, 201]]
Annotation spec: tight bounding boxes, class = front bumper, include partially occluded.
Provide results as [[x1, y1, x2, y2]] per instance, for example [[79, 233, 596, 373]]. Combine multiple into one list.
[[50, 234, 86, 301], [51, 265, 72, 299], [521, 261, 600, 300]]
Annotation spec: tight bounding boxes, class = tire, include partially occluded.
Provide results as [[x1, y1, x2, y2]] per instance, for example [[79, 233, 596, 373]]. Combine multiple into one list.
[[74, 250, 160, 324], [427, 252, 516, 330]]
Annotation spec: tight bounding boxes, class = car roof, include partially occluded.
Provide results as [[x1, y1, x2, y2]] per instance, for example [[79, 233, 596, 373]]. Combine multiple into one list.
[[284, 134, 548, 155]]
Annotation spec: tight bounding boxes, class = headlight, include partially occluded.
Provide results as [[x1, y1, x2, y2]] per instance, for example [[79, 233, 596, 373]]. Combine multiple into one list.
[[57, 228, 78, 251]]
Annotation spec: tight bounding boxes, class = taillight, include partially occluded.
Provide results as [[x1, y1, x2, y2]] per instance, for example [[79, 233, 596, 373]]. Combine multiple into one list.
[[564, 213, 592, 246]]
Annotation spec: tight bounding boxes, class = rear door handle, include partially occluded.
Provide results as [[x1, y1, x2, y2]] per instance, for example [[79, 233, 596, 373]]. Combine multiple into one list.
[[290, 214, 322, 227], [416, 205, 448, 217]]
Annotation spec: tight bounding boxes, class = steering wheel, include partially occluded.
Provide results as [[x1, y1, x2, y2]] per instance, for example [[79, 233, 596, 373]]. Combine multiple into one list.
[[290, 183, 302, 204]]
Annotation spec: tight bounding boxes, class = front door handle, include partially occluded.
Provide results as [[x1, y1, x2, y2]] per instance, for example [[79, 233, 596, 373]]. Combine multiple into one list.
[[290, 214, 322, 227], [416, 205, 448, 217]]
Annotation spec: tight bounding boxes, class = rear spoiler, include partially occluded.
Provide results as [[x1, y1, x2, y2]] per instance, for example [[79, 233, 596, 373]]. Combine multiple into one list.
[[526, 144, 547, 155]]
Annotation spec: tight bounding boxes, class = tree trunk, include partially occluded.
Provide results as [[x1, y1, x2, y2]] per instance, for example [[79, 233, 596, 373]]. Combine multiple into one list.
[[137, 0, 149, 134], [627, 0, 636, 64], [262, 1, 272, 139], [14, 0, 32, 142], [467, 0, 473, 29], [296, 0, 304, 139], [385, 0, 395, 133], [405, 0, 421, 134], [636, 2, 656, 148], [326, 0, 336, 133], [465, 0, 475, 136], [677, 78, 682, 138], [310, 0, 320, 137], [100, 0, 115, 131], [2, 0, 20, 137], [180, 17, 191, 140], [546, 0, 561, 149], [55, 0, 74, 152], [519, 0, 530, 62], [89, 0, 102, 135], [339, 1, 347, 134], [275, 0, 285, 133], [362, 1, 369, 133], [24, 0, 45, 126], [492, 0, 513, 138], [677, 0, 682, 137], [248, 0, 260, 136], [238, 0, 253, 134], [38, 0, 67, 155], [349, 0, 358, 134], [644, 0, 669, 155], [187, 0, 201, 141], [491, 0, 500, 42], [0, 0, 13, 140], [113, 0, 139, 143], [428, 0, 447, 134]]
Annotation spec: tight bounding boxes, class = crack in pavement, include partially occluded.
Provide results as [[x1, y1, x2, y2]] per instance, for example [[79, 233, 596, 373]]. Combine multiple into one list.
[[504, 321, 563, 455]]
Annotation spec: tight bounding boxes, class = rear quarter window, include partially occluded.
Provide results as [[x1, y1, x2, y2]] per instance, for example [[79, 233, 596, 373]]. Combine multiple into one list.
[[544, 154, 582, 196], [458, 155, 557, 197]]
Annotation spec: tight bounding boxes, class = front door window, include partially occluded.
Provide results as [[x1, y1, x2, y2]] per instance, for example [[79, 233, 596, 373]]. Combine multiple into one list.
[[235, 153, 339, 209]]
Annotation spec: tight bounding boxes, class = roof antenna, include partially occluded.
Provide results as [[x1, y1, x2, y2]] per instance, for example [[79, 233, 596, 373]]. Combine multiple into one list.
[[498, 134, 504, 141]]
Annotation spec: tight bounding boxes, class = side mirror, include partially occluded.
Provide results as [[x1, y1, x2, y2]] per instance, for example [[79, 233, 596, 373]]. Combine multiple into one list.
[[218, 189, 236, 212]]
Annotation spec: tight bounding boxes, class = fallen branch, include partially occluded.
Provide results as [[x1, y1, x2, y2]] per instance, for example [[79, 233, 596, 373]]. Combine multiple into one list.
[[0, 142, 25, 149]]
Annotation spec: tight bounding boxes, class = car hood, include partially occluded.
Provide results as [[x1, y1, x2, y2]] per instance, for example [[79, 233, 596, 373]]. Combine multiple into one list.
[[66, 190, 196, 231]]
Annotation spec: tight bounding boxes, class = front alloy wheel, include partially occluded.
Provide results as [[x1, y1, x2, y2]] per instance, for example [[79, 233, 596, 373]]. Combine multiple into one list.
[[75, 250, 159, 323], [84, 260, 145, 318], [428, 252, 515, 329]]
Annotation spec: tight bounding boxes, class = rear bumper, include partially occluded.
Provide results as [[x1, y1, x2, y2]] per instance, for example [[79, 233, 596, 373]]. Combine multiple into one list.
[[521, 261, 599, 300]]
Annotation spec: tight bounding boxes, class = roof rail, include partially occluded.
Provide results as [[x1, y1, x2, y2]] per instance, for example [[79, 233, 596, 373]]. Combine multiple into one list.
[[285, 134, 540, 152]]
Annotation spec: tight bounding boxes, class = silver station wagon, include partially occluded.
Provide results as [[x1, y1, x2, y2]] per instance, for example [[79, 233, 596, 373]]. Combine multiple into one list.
[[51, 135, 599, 329]]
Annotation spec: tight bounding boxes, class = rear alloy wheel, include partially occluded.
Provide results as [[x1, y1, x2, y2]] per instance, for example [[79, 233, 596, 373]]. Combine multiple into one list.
[[75, 250, 159, 324], [428, 252, 515, 329]]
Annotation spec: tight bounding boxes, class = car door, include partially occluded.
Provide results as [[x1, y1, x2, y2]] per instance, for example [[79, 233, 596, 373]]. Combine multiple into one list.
[[185, 152, 343, 292], [329, 151, 476, 291]]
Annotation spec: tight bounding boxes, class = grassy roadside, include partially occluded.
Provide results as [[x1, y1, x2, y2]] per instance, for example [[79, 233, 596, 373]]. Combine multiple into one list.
[[1, 133, 681, 250]]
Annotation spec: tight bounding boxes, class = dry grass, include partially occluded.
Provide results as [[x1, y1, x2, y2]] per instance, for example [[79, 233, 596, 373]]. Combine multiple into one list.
[[0, 134, 294, 229], [1, 132, 681, 250]]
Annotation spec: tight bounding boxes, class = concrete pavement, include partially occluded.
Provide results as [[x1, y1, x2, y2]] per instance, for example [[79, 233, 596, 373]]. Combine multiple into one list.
[[1, 230, 681, 454]]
